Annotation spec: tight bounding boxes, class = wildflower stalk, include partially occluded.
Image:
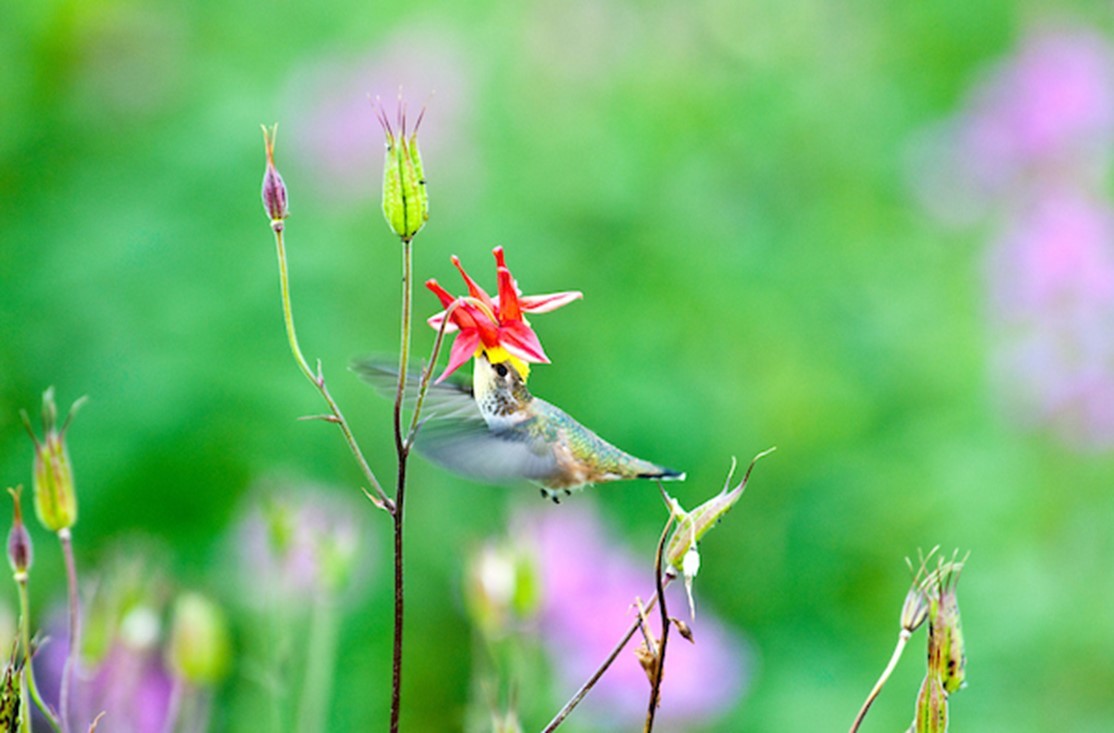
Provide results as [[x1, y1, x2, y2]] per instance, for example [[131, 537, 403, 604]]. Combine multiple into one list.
[[14, 580, 60, 732], [644, 512, 674, 733], [848, 631, 912, 733], [270, 224, 393, 512], [295, 592, 339, 733], [58, 528, 80, 733]]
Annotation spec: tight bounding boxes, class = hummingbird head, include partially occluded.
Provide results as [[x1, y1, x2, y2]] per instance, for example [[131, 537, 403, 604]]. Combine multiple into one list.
[[472, 353, 532, 419]]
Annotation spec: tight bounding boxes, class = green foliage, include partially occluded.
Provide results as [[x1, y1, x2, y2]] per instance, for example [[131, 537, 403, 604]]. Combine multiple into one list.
[[2, 1, 1113, 731]]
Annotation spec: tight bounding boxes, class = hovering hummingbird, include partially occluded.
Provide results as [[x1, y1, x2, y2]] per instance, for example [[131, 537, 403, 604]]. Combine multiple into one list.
[[356, 355, 685, 501]]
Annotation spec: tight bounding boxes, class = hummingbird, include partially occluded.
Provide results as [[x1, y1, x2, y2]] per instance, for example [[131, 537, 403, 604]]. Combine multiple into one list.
[[356, 354, 685, 501]]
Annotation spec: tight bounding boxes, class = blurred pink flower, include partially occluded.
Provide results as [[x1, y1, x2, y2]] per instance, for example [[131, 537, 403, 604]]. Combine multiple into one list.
[[911, 23, 1114, 225], [281, 26, 476, 207], [986, 190, 1114, 447], [516, 502, 749, 731]]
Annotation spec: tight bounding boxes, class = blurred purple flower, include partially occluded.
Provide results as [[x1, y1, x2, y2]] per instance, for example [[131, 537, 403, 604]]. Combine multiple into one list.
[[987, 189, 1114, 447], [516, 502, 749, 731], [38, 607, 174, 733], [281, 26, 476, 207], [911, 24, 1114, 225], [234, 485, 368, 606]]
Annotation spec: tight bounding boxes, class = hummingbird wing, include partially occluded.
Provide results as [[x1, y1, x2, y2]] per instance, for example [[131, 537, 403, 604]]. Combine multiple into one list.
[[350, 358, 479, 420], [416, 416, 560, 484], [352, 358, 560, 483]]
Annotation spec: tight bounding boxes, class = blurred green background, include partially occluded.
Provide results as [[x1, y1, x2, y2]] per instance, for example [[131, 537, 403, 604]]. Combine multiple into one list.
[[3, 0, 1113, 730]]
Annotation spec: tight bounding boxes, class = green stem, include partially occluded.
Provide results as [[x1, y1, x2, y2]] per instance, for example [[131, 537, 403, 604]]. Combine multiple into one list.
[[849, 630, 912, 733], [295, 591, 339, 733], [15, 578, 60, 732], [272, 226, 393, 512], [58, 529, 79, 733]]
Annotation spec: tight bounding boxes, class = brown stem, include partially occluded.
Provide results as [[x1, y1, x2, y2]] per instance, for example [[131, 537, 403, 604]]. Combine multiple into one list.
[[389, 237, 413, 733]]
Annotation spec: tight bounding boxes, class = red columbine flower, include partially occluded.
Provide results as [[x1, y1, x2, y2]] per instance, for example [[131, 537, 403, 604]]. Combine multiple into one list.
[[426, 247, 581, 381]]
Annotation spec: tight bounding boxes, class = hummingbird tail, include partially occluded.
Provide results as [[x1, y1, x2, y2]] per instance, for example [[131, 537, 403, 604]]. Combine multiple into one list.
[[638, 467, 686, 481]]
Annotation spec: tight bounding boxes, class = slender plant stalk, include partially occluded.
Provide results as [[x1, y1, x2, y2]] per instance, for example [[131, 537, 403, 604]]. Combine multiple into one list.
[[389, 236, 414, 733], [848, 630, 913, 733], [271, 226, 393, 511], [56, 529, 80, 733], [643, 517, 674, 733], [295, 591, 339, 733], [16, 575, 61, 733], [160, 677, 185, 733], [541, 578, 676, 733]]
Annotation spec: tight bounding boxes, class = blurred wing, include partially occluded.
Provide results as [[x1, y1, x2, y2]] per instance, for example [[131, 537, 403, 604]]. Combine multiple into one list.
[[351, 358, 480, 421], [416, 418, 559, 484]]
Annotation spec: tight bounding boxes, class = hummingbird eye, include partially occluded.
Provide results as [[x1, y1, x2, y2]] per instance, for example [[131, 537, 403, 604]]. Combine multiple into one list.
[[494, 362, 509, 378]]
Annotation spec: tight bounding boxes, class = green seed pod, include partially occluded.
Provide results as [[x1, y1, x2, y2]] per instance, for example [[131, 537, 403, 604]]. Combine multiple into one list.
[[912, 672, 948, 733], [0, 647, 22, 732], [379, 105, 429, 241], [933, 560, 967, 694], [22, 388, 83, 533]]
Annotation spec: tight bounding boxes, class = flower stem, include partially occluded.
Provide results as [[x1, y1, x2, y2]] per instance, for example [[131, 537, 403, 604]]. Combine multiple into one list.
[[389, 236, 414, 733], [848, 630, 912, 733], [271, 226, 393, 512], [16, 574, 61, 733], [58, 528, 79, 733], [295, 590, 339, 733], [643, 516, 674, 733], [541, 578, 675, 733]]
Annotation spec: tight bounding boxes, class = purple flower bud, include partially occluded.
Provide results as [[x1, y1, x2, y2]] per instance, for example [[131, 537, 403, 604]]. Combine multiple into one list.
[[6, 487, 32, 576], [261, 124, 289, 230]]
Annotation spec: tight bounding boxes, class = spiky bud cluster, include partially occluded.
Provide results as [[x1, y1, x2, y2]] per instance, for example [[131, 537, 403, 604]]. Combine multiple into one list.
[[378, 102, 429, 242], [911, 552, 968, 732], [21, 387, 84, 533]]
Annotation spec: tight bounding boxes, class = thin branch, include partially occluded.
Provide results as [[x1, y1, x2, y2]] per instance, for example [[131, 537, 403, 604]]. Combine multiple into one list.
[[271, 226, 393, 512]]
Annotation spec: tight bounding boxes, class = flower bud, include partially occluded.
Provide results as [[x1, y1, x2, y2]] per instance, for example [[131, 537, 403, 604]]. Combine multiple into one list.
[[261, 124, 289, 230], [464, 541, 539, 638], [6, 487, 32, 576], [166, 592, 231, 685], [378, 103, 429, 241], [22, 387, 84, 533]]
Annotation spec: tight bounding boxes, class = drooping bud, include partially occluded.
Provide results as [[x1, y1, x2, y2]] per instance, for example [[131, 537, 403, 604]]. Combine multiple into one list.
[[7, 486, 32, 576], [166, 592, 231, 685], [377, 100, 429, 241], [663, 448, 775, 575], [21, 387, 84, 533], [912, 671, 948, 733], [261, 124, 289, 230], [900, 549, 937, 634]]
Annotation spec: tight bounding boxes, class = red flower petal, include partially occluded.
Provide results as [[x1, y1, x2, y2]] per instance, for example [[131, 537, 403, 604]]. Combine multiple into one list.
[[518, 290, 583, 313], [438, 330, 480, 382], [452, 255, 494, 310], [497, 266, 523, 322], [500, 320, 549, 363]]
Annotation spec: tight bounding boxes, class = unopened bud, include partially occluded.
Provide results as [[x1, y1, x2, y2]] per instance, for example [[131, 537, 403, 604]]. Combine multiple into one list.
[[378, 102, 429, 241], [167, 592, 231, 685], [261, 124, 289, 230], [465, 541, 539, 638], [7, 487, 32, 576], [22, 387, 84, 533]]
